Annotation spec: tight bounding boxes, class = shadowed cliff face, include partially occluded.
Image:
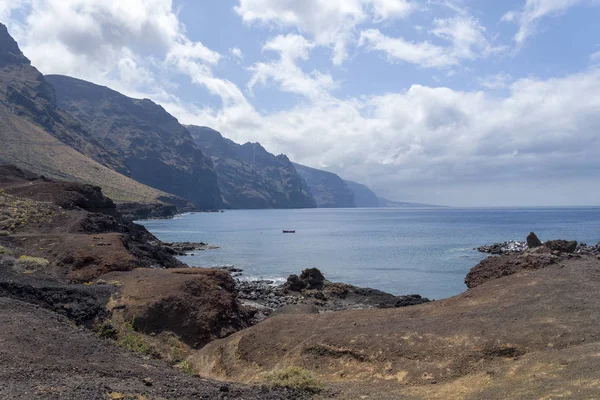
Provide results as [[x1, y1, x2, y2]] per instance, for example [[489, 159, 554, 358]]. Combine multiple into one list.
[[293, 163, 356, 208], [0, 24, 182, 205], [189, 125, 316, 209], [46, 75, 223, 210], [0, 24, 124, 172], [345, 180, 379, 208]]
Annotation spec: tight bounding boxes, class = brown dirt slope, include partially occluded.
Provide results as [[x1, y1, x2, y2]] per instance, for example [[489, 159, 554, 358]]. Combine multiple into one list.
[[0, 297, 311, 400], [191, 254, 600, 399], [0, 167, 183, 282]]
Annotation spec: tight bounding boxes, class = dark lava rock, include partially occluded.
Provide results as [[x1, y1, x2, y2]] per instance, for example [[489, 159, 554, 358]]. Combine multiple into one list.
[[527, 232, 543, 249], [283, 268, 325, 292], [545, 240, 578, 254]]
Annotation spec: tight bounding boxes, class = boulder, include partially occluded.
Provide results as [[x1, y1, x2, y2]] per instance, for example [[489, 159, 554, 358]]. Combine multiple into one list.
[[545, 240, 578, 254], [527, 232, 543, 248], [283, 268, 326, 292]]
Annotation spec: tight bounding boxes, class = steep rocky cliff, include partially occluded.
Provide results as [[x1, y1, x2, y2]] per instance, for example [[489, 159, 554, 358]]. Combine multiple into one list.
[[189, 126, 316, 209], [293, 163, 355, 208], [46, 75, 222, 210], [345, 180, 379, 208], [0, 24, 178, 205]]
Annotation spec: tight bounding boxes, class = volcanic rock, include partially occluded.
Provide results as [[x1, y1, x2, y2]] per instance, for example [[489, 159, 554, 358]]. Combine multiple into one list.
[[527, 232, 543, 248]]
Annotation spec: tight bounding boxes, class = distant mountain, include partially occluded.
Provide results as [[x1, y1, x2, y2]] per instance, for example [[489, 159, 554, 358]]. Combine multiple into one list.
[[189, 126, 316, 209], [0, 23, 180, 205], [293, 163, 355, 208], [46, 75, 222, 210], [378, 197, 443, 208], [345, 181, 379, 208]]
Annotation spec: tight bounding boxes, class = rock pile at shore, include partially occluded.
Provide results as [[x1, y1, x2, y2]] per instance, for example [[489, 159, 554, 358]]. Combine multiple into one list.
[[477, 231, 600, 256], [232, 268, 430, 323]]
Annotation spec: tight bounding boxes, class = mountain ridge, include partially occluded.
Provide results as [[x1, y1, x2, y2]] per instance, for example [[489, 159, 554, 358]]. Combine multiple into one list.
[[293, 163, 356, 208], [46, 75, 223, 210], [189, 125, 316, 209], [0, 23, 182, 206]]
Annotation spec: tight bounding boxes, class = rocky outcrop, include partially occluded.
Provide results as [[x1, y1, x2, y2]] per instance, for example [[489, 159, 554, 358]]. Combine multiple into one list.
[[189, 126, 316, 209], [235, 268, 430, 323], [345, 180, 379, 207], [0, 24, 29, 67], [0, 166, 184, 282], [545, 239, 578, 254], [46, 75, 222, 210], [477, 240, 528, 255], [101, 268, 253, 348], [527, 231, 543, 248], [293, 163, 355, 208]]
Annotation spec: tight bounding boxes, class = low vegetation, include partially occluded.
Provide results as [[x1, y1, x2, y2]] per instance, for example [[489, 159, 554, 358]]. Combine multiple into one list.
[[264, 367, 324, 392], [17, 255, 50, 273], [179, 360, 196, 376], [117, 322, 156, 356]]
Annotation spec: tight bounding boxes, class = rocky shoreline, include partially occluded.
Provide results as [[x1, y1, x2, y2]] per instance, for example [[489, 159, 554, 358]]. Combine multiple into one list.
[[477, 231, 600, 256], [231, 268, 429, 323]]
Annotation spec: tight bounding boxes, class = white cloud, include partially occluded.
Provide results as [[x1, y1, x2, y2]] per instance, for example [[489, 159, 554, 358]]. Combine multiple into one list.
[[235, 0, 366, 65], [229, 47, 244, 60], [172, 67, 600, 206], [234, 0, 417, 65], [369, 0, 415, 21], [591, 50, 600, 63], [503, 0, 597, 46], [479, 72, 513, 89], [359, 28, 455, 67], [6, 0, 238, 105], [359, 16, 504, 68], [248, 34, 337, 99]]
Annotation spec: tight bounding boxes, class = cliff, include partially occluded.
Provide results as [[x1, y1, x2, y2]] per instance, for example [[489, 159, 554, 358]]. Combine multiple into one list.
[[189, 126, 316, 209]]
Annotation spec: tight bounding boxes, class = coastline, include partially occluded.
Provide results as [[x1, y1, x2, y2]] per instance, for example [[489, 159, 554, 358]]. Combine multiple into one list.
[[1, 167, 600, 398]]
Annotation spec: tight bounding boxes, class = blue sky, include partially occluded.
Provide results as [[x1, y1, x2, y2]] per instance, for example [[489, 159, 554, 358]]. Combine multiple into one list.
[[1, 0, 600, 206]]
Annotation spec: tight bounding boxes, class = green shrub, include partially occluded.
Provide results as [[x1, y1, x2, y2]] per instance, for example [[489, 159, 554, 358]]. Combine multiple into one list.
[[117, 321, 155, 356], [265, 367, 323, 392], [179, 360, 195, 375], [0, 230, 10, 237]]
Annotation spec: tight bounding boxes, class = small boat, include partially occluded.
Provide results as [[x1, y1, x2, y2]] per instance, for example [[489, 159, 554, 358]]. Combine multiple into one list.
[[282, 230, 296, 234]]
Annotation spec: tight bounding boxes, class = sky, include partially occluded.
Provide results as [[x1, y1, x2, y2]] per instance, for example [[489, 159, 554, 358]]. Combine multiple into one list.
[[1, 0, 600, 207]]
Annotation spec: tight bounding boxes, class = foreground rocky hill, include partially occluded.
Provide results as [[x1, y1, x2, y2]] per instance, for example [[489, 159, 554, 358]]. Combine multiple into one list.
[[46, 75, 222, 210], [0, 24, 179, 206], [190, 241, 600, 399], [189, 126, 316, 209], [0, 165, 307, 399], [293, 163, 355, 208]]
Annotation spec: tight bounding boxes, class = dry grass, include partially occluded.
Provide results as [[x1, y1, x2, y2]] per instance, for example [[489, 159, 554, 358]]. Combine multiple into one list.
[[0, 109, 172, 204], [265, 367, 324, 392], [17, 255, 50, 269]]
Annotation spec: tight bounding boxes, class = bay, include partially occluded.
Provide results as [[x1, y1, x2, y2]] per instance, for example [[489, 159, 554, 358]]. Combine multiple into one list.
[[139, 207, 600, 300]]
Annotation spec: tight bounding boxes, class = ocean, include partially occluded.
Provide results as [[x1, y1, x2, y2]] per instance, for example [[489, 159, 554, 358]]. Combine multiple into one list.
[[139, 207, 600, 300]]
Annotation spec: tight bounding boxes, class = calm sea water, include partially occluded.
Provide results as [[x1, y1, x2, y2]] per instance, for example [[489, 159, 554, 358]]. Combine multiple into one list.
[[139, 207, 600, 300]]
